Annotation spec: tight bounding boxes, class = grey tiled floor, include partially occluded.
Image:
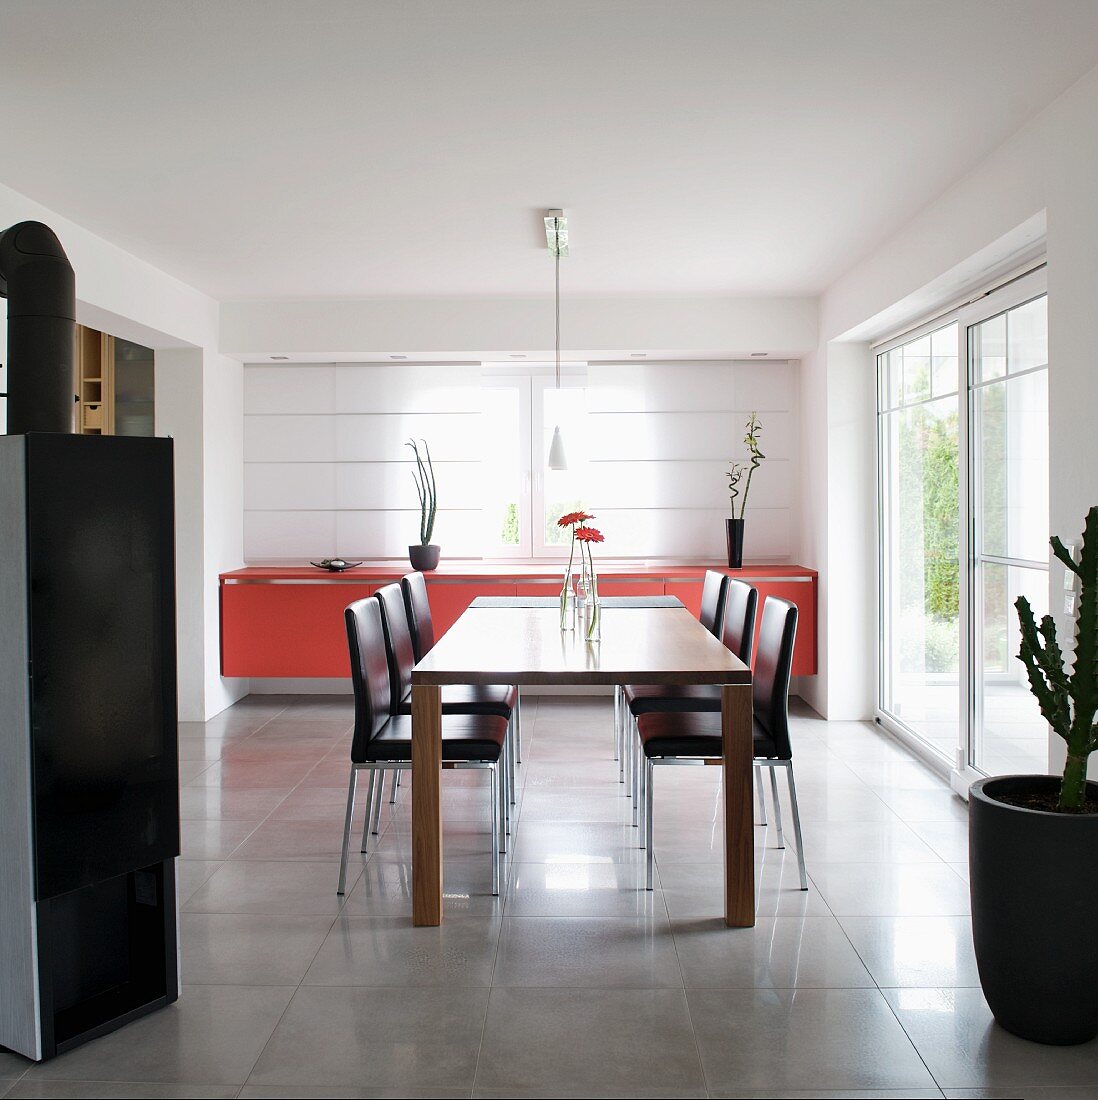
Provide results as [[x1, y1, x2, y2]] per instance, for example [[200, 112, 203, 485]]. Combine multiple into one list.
[[2, 694, 1096, 1098]]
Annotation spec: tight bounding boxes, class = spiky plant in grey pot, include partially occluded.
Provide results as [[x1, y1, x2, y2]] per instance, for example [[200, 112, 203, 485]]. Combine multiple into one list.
[[406, 438, 440, 571], [969, 504, 1098, 1045]]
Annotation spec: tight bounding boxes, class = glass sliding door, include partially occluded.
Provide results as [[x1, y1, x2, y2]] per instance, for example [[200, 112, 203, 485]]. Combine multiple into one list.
[[877, 323, 962, 758], [969, 292, 1048, 775], [876, 268, 1049, 777]]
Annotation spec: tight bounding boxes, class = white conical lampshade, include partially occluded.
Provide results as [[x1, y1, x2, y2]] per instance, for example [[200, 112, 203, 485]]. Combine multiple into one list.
[[547, 425, 568, 470]]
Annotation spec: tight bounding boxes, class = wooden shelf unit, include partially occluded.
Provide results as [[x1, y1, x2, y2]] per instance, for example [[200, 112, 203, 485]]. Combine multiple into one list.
[[74, 325, 115, 435]]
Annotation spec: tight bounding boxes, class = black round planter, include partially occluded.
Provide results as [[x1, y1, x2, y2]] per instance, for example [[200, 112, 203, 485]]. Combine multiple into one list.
[[969, 774, 1098, 1045], [725, 518, 745, 568], [408, 544, 440, 571]]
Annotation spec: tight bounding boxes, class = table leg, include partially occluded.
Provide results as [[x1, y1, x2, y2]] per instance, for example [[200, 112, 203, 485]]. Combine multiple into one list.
[[722, 683, 755, 927], [411, 683, 443, 926]]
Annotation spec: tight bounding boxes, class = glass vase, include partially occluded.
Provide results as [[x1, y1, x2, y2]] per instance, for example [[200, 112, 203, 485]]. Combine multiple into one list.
[[584, 596, 601, 642], [560, 568, 575, 631]]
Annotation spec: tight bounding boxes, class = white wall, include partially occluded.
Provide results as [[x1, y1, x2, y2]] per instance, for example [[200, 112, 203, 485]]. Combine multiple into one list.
[[587, 361, 798, 560], [0, 182, 242, 721], [800, 60, 1098, 765], [243, 359, 800, 563], [221, 296, 818, 362]]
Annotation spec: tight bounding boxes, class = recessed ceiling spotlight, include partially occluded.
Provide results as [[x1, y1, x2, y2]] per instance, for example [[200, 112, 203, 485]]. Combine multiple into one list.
[[509, 353, 527, 359], [389, 354, 408, 360], [270, 355, 289, 360], [630, 353, 646, 358], [750, 352, 768, 357]]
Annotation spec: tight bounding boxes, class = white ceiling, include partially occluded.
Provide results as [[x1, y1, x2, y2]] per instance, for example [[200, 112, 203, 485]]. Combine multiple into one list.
[[2, 0, 1096, 302]]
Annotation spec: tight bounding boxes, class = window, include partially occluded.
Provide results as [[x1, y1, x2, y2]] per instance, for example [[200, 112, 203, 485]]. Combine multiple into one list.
[[876, 269, 1048, 778], [480, 367, 589, 558]]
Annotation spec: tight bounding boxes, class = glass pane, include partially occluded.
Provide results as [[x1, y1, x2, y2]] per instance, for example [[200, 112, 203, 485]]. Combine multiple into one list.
[[976, 364, 1048, 562], [887, 349, 902, 408], [1007, 296, 1047, 373], [881, 395, 961, 758], [974, 562, 1049, 775], [481, 386, 524, 549], [901, 335, 931, 403], [972, 313, 1007, 382], [541, 386, 589, 547], [931, 322, 958, 396]]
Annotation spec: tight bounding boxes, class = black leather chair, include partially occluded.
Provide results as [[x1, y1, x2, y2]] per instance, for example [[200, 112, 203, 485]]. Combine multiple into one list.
[[636, 596, 807, 891], [620, 579, 757, 826], [374, 582, 517, 832], [402, 569, 525, 768], [336, 597, 507, 896], [614, 569, 731, 784]]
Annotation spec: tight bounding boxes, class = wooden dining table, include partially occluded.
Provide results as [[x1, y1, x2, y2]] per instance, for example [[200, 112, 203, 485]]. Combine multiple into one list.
[[409, 601, 755, 927]]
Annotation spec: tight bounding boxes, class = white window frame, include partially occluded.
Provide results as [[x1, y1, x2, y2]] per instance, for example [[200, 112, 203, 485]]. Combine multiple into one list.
[[480, 363, 588, 561], [874, 265, 1048, 791]]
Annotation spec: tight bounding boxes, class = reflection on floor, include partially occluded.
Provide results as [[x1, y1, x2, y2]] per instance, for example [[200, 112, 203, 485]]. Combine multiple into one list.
[[891, 681, 1049, 775], [1, 695, 1090, 1098]]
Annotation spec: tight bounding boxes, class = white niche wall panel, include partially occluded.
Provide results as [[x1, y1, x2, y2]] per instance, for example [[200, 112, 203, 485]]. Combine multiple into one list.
[[244, 362, 484, 561]]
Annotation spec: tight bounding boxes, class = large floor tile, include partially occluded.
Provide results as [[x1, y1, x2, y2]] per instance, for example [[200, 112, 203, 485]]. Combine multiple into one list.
[[659, 857, 831, 919], [303, 915, 501, 986], [180, 913, 334, 985], [883, 987, 1098, 1088], [511, 820, 647, 863], [475, 987, 704, 1090], [503, 861, 667, 917], [808, 862, 972, 916], [342, 856, 504, 917], [24, 986, 295, 1085], [178, 785, 290, 821], [672, 915, 874, 988], [688, 987, 936, 1090], [493, 914, 680, 988], [176, 858, 223, 906], [183, 859, 355, 915], [798, 820, 941, 864], [180, 818, 259, 860], [6, 1084, 238, 1098], [247, 986, 489, 1089], [837, 914, 981, 987]]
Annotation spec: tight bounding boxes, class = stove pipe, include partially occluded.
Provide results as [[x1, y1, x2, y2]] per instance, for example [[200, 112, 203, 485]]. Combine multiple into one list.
[[0, 221, 76, 434]]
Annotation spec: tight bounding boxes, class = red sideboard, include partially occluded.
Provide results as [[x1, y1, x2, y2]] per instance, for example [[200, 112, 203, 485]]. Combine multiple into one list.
[[219, 563, 818, 678]]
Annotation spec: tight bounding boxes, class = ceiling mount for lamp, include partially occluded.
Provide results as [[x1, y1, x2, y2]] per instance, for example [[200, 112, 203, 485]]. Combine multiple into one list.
[[546, 208, 569, 470]]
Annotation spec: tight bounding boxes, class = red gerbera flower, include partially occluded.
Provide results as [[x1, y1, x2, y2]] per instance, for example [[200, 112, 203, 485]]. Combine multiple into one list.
[[574, 525, 605, 543], [557, 510, 594, 527]]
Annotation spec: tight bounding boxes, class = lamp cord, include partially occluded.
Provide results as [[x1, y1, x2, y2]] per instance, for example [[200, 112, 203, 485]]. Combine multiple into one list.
[[554, 236, 561, 390]]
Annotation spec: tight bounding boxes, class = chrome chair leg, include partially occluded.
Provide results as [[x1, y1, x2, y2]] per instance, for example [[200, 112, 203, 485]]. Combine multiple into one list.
[[786, 764, 809, 890], [614, 686, 621, 762], [632, 717, 641, 827], [515, 687, 522, 763], [508, 713, 517, 806], [499, 744, 508, 854], [337, 768, 359, 895], [491, 762, 500, 896], [359, 770, 377, 853], [645, 759, 655, 890], [637, 740, 647, 848], [370, 770, 385, 836], [389, 767, 400, 803], [619, 701, 627, 784], [755, 766, 767, 826], [768, 765, 785, 849]]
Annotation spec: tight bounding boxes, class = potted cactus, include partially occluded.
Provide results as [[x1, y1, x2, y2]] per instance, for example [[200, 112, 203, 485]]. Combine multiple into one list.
[[969, 505, 1098, 1045], [406, 438, 440, 571]]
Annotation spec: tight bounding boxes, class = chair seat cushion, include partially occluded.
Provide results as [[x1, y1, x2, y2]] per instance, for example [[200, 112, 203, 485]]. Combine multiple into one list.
[[397, 683, 517, 718], [637, 711, 783, 760], [624, 683, 720, 714], [360, 713, 508, 763]]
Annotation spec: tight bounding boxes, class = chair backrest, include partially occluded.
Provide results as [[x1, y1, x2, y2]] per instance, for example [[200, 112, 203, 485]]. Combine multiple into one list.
[[401, 571, 435, 662], [753, 596, 798, 759], [345, 597, 393, 762], [374, 582, 416, 708], [721, 578, 758, 665], [699, 569, 729, 637]]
